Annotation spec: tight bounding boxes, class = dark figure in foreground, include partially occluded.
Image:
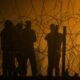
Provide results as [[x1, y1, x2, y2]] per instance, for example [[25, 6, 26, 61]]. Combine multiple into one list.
[[15, 22, 24, 76], [45, 24, 63, 77], [1, 20, 15, 76], [22, 20, 37, 76]]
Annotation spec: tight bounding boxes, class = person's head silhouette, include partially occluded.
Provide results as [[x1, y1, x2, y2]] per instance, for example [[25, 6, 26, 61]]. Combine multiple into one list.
[[4, 20, 13, 29], [16, 22, 23, 31], [55, 25, 59, 33], [25, 20, 32, 29], [50, 24, 56, 33]]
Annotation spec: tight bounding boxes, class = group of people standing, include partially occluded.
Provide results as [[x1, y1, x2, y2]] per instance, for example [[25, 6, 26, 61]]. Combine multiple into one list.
[[1, 20, 63, 77]]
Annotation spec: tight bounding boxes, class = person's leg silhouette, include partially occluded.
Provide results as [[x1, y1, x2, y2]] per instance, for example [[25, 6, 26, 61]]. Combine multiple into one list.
[[29, 52, 37, 76]]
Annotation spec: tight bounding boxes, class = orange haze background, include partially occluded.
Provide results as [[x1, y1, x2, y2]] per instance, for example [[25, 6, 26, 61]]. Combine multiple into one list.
[[0, 0, 80, 76]]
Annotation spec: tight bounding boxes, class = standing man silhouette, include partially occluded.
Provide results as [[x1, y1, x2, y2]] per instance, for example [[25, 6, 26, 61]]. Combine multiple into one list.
[[1, 20, 15, 76], [15, 22, 24, 76], [22, 20, 37, 76], [45, 24, 63, 77]]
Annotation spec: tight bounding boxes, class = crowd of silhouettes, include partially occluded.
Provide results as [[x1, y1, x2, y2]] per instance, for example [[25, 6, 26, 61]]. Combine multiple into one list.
[[1, 20, 63, 77]]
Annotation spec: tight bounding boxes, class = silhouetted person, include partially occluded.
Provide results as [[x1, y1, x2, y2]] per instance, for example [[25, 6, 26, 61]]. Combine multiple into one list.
[[22, 20, 37, 76], [45, 24, 63, 77], [15, 22, 24, 76], [1, 20, 15, 76]]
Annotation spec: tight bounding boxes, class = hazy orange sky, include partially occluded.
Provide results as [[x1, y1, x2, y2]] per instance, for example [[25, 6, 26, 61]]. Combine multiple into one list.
[[0, 0, 80, 20]]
